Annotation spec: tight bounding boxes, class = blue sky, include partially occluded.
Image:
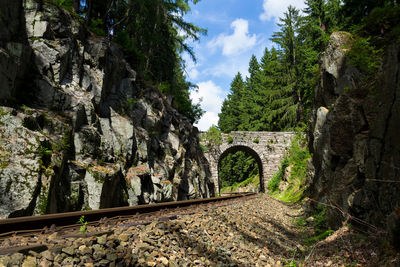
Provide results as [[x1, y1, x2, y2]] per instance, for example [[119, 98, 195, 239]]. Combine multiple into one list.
[[185, 0, 307, 131]]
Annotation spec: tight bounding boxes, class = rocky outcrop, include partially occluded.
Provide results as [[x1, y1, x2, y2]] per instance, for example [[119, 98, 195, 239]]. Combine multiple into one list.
[[309, 32, 400, 245], [0, 0, 213, 218]]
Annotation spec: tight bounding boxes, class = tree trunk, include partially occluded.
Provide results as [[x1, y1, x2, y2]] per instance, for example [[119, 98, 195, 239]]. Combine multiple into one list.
[[73, 0, 80, 13], [86, 0, 92, 25]]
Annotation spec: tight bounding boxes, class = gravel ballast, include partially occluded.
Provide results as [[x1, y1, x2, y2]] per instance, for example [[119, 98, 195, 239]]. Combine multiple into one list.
[[0, 195, 398, 266]]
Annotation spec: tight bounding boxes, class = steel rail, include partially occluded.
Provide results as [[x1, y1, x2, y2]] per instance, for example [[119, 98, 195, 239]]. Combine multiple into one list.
[[0, 192, 256, 235]]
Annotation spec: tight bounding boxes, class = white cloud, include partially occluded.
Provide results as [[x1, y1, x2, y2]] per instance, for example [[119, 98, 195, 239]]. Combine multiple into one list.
[[188, 68, 200, 80], [190, 81, 226, 131], [204, 38, 269, 79], [196, 112, 220, 132], [260, 0, 306, 22], [182, 52, 201, 81], [205, 57, 249, 79], [207, 19, 257, 56]]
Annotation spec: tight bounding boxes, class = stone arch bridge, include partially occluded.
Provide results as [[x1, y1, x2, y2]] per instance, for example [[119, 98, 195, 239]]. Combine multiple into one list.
[[201, 131, 296, 193]]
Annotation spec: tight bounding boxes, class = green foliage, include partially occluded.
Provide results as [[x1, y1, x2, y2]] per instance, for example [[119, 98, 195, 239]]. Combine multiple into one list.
[[0, 108, 7, 126], [202, 125, 222, 147], [346, 36, 382, 75], [38, 146, 52, 158], [219, 151, 259, 189], [313, 205, 329, 233], [56, 0, 66, 6], [21, 104, 34, 115], [218, 73, 245, 133], [268, 157, 289, 192], [341, 0, 397, 28], [88, 18, 106, 36], [253, 138, 259, 144], [218, 0, 387, 131], [359, 5, 400, 41], [52, 130, 72, 156], [109, 0, 206, 123], [295, 217, 307, 227], [0, 161, 9, 170], [303, 205, 334, 246], [45, 0, 74, 13], [125, 97, 137, 111], [77, 215, 89, 234], [220, 174, 259, 193], [53, 0, 205, 123], [305, 229, 334, 246], [38, 189, 48, 215], [200, 144, 208, 152], [282, 259, 298, 267], [269, 133, 311, 203], [227, 136, 233, 144]]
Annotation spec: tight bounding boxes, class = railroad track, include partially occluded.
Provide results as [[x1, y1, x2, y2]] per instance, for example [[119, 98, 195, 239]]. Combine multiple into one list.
[[0, 192, 257, 237]]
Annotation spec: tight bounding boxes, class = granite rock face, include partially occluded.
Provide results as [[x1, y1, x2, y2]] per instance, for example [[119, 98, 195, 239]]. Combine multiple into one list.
[[0, 0, 213, 218], [308, 32, 400, 245]]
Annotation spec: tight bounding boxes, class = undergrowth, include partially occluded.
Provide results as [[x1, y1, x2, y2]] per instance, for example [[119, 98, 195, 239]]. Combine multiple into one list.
[[220, 174, 259, 193], [44, 0, 75, 13], [303, 205, 334, 246], [268, 132, 311, 204]]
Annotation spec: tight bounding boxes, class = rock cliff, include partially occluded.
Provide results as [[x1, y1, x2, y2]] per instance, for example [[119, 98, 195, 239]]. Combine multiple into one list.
[[309, 32, 400, 245], [0, 0, 213, 218]]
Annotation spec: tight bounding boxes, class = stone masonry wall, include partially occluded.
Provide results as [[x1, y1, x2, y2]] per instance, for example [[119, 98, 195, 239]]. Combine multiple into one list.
[[201, 131, 295, 193]]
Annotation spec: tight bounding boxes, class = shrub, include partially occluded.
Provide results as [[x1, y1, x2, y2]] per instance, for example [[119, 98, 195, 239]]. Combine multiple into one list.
[[88, 18, 106, 36], [346, 34, 382, 84], [227, 136, 233, 144], [267, 157, 289, 192], [253, 138, 259, 144], [204, 125, 222, 147], [45, 0, 74, 13], [268, 133, 311, 203], [304, 205, 334, 246]]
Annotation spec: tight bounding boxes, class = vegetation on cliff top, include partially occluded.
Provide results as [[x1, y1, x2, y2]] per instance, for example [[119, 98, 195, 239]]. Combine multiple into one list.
[[48, 0, 205, 123]]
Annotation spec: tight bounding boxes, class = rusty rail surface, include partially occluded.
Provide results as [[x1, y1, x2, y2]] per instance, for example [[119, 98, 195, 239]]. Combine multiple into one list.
[[0, 193, 256, 235]]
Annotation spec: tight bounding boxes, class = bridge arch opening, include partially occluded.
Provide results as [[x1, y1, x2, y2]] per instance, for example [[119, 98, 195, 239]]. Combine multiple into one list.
[[218, 145, 265, 193]]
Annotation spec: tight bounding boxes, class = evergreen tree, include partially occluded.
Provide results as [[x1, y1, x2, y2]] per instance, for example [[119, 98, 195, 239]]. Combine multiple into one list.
[[218, 73, 245, 133], [257, 47, 288, 130], [111, 0, 206, 122], [218, 0, 400, 192], [270, 6, 300, 128], [66, 0, 205, 123], [341, 0, 390, 27], [240, 55, 261, 131], [271, 6, 301, 69]]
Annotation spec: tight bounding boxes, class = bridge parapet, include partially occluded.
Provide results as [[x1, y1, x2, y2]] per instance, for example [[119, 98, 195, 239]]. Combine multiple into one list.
[[200, 131, 296, 193]]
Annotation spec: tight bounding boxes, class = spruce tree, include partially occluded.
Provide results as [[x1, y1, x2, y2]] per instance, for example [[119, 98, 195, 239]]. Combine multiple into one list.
[[218, 73, 245, 133], [240, 55, 261, 131], [270, 6, 300, 129]]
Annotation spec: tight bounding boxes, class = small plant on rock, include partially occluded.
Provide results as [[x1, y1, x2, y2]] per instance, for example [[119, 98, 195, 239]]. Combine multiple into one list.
[[77, 215, 89, 234]]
